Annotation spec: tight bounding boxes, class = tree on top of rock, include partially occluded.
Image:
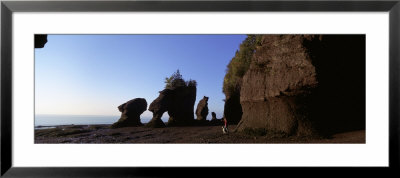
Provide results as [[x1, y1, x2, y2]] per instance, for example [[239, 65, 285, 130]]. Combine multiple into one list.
[[223, 35, 262, 96], [165, 69, 197, 89]]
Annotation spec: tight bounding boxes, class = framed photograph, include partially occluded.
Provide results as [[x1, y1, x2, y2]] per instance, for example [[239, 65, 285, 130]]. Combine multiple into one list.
[[1, 0, 399, 177]]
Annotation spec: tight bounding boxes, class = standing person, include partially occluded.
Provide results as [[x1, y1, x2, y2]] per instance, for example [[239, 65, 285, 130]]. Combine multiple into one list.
[[222, 118, 228, 134]]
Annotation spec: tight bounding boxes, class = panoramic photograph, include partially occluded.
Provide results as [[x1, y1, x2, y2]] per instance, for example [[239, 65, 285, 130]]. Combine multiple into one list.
[[34, 34, 365, 143]]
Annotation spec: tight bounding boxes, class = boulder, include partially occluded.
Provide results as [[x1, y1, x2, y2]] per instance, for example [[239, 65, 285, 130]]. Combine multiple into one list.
[[111, 98, 147, 128], [195, 96, 209, 121]]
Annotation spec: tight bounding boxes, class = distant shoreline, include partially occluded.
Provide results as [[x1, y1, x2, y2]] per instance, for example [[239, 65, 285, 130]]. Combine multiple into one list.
[[34, 115, 167, 128], [34, 115, 216, 128]]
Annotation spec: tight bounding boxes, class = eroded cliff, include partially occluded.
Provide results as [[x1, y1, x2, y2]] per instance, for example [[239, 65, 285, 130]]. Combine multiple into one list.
[[234, 35, 365, 136]]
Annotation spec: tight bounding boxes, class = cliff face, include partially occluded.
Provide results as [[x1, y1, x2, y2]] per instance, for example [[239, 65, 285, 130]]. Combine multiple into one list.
[[237, 35, 319, 135], [236, 35, 365, 136], [223, 93, 242, 124], [222, 35, 261, 124]]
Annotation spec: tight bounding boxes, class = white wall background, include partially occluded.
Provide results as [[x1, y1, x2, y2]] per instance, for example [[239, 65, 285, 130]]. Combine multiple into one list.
[[12, 12, 388, 167]]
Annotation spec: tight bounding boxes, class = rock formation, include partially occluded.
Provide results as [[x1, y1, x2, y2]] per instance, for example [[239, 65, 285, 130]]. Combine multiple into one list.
[[147, 86, 197, 127], [166, 86, 197, 126], [235, 35, 365, 136], [147, 89, 172, 128], [209, 112, 222, 126], [211, 112, 217, 121], [223, 93, 242, 124], [111, 98, 147, 128], [222, 35, 261, 124], [35, 34, 48, 48], [195, 96, 209, 121]]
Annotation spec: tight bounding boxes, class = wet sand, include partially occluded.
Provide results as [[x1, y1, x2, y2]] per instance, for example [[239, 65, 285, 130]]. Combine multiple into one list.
[[34, 124, 365, 144]]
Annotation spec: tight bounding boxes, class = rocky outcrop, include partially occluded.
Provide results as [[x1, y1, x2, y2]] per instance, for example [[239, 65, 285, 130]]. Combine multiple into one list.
[[222, 35, 261, 125], [209, 112, 222, 126], [237, 35, 318, 136], [211, 112, 217, 121], [111, 98, 147, 128], [223, 93, 242, 124], [195, 96, 209, 121], [166, 86, 197, 126], [304, 35, 365, 135], [35, 34, 48, 48], [147, 89, 172, 128], [236, 35, 365, 136], [147, 86, 197, 127]]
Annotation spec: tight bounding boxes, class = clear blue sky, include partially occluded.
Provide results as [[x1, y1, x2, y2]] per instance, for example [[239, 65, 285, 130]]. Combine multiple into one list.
[[35, 34, 246, 119]]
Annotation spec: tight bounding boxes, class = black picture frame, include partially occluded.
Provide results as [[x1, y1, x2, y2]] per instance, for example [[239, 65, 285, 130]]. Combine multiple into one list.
[[1, 0, 399, 177]]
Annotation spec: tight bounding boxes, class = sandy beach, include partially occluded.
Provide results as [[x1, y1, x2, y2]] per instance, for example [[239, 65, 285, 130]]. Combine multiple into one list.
[[35, 124, 365, 144]]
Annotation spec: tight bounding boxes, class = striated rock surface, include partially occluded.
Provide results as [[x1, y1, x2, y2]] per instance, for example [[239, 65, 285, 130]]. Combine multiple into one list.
[[236, 35, 365, 136], [111, 98, 147, 128], [237, 35, 318, 136], [222, 35, 261, 125], [195, 96, 209, 121]]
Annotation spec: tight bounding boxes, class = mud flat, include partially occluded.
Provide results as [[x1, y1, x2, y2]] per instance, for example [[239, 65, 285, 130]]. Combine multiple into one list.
[[35, 124, 365, 144]]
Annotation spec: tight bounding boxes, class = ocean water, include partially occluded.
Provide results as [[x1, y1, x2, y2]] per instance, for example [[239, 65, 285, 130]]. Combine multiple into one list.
[[34, 115, 168, 127]]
